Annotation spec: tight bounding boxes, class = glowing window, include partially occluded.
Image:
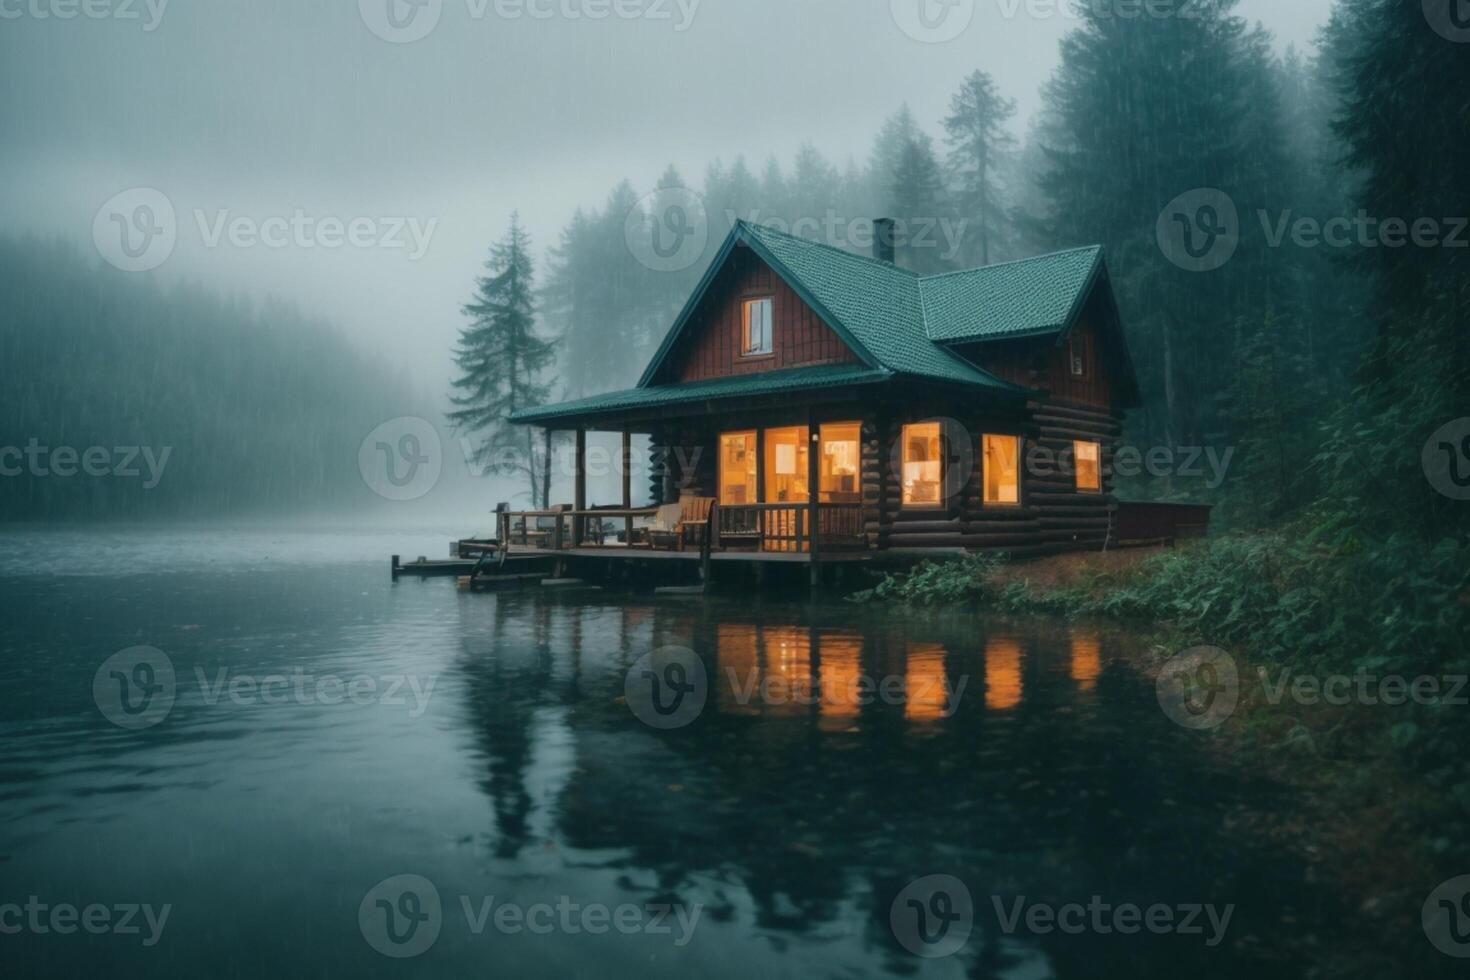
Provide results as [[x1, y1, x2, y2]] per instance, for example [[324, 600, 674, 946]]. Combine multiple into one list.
[[763, 426, 809, 504], [1074, 440, 1101, 493], [719, 431, 757, 504], [742, 298, 773, 356], [901, 423, 942, 508], [819, 422, 861, 503], [983, 434, 1020, 506]]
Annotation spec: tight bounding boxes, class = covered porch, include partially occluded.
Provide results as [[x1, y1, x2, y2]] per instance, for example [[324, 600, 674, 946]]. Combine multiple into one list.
[[502, 366, 890, 579]]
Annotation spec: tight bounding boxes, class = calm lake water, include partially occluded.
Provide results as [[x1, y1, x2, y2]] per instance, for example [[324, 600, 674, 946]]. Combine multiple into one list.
[[0, 528, 1353, 978]]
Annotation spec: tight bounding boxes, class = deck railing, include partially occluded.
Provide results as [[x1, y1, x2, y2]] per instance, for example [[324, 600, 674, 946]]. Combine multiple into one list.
[[498, 503, 867, 554]]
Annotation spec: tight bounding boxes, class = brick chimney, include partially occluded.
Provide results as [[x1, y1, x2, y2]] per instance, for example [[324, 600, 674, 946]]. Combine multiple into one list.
[[873, 218, 897, 264]]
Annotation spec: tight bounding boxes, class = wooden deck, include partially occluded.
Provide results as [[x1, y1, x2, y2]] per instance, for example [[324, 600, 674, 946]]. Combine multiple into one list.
[[504, 545, 871, 564]]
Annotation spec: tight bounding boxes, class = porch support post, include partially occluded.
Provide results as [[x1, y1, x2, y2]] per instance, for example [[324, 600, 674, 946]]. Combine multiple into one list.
[[755, 426, 767, 551], [621, 429, 633, 546], [807, 412, 820, 587], [574, 428, 587, 548]]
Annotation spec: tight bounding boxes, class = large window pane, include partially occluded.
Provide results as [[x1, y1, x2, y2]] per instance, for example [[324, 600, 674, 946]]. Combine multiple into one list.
[[901, 422, 942, 508], [763, 426, 809, 503], [719, 431, 757, 504], [983, 434, 1020, 505], [819, 422, 862, 503]]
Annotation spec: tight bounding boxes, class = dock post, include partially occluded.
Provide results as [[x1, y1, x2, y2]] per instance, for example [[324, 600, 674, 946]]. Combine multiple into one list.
[[699, 502, 716, 594]]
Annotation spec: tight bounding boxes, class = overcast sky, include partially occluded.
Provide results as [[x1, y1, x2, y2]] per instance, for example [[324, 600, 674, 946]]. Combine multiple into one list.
[[0, 0, 1335, 391]]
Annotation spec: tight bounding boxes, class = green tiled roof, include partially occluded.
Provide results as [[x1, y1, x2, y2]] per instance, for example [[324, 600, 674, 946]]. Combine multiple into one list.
[[516, 222, 1116, 426], [509, 364, 892, 425], [920, 245, 1104, 343], [737, 223, 1013, 389]]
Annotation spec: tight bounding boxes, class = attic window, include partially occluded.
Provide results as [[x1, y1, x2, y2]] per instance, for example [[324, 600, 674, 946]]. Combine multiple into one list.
[[1069, 334, 1089, 378], [742, 298, 773, 357]]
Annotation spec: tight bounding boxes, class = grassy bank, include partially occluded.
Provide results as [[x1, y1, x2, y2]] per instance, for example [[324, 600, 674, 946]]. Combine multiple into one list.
[[852, 531, 1470, 974]]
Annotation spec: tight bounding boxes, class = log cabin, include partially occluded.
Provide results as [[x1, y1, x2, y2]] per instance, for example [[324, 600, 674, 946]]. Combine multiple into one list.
[[508, 218, 1142, 567]]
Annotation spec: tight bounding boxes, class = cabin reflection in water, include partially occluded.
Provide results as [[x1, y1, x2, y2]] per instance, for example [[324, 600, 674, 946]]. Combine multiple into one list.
[[713, 623, 956, 727], [818, 632, 863, 731], [1070, 629, 1102, 692], [904, 642, 951, 723], [984, 637, 1024, 711]]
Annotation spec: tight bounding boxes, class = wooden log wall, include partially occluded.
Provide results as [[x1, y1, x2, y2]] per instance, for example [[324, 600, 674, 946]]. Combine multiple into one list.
[[872, 397, 1122, 557], [1018, 397, 1122, 556]]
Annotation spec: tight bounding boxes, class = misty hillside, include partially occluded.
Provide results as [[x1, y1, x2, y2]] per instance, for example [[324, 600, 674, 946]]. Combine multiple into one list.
[[0, 237, 419, 519]]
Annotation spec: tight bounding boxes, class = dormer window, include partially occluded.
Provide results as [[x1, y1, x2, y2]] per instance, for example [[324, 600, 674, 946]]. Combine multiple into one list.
[[742, 297, 773, 357]]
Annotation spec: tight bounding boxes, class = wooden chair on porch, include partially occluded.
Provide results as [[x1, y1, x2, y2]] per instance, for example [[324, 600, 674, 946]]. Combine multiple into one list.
[[647, 496, 716, 551]]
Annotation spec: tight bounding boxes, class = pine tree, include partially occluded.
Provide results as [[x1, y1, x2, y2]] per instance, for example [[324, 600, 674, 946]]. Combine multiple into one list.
[[943, 70, 1017, 266], [889, 133, 951, 273], [447, 214, 558, 507]]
